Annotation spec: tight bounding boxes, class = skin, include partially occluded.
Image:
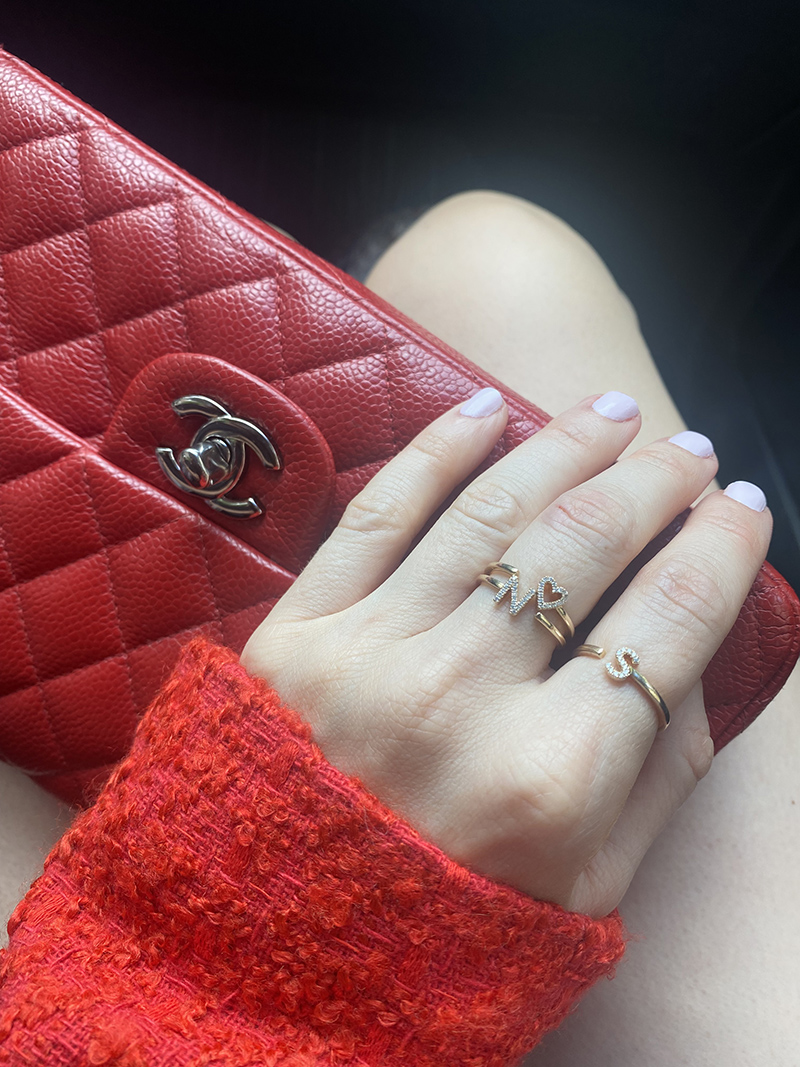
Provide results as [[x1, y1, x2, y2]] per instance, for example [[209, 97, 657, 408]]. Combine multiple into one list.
[[362, 191, 800, 1065], [241, 389, 769, 919], [1, 189, 796, 1062]]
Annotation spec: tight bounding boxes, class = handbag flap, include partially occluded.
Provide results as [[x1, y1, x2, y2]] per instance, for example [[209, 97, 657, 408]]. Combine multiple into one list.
[[0, 384, 293, 791], [101, 352, 337, 573]]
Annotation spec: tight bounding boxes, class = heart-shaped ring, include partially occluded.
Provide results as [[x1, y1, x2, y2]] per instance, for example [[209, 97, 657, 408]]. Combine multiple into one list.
[[478, 564, 575, 646], [534, 575, 575, 644], [537, 576, 569, 612]]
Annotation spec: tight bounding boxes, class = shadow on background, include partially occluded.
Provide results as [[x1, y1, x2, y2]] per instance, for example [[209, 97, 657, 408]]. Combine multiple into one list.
[[2, 0, 799, 586]]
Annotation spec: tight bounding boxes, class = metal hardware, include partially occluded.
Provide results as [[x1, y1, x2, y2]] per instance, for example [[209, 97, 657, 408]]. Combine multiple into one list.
[[156, 395, 280, 518]]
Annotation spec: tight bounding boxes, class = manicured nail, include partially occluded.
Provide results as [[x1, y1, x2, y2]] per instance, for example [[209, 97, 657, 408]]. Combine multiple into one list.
[[724, 480, 767, 512], [460, 387, 504, 418], [668, 430, 715, 458], [592, 390, 639, 421]]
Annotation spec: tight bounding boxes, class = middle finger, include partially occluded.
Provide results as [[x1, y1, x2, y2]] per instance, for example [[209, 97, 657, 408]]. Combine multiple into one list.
[[376, 392, 642, 630], [435, 429, 718, 679]]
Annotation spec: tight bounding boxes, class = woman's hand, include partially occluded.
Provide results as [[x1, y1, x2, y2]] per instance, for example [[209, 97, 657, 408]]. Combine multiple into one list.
[[241, 388, 771, 917]]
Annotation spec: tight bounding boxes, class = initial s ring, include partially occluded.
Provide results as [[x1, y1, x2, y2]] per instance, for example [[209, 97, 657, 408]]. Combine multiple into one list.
[[573, 644, 670, 730]]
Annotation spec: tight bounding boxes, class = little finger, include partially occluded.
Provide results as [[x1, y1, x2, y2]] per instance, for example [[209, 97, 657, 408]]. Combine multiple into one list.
[[566, 682, 711, 917], [544, 481, 771, 836]]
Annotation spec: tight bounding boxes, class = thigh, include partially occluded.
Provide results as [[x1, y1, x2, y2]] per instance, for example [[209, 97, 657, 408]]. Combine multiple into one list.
[[530, 662, 800, 1067], [0, 763, 74, 948], [366, 190, 800, 1065], [366, 190, 688, 449]]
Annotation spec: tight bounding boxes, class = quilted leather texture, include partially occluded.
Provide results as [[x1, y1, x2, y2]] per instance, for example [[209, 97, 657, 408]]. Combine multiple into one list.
[[101, 352, 339, 574], [0, 384, 293, 803], [0, 50, 798, 806]]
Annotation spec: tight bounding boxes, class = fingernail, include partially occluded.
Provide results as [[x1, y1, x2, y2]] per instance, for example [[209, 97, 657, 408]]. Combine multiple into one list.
[[724, 480, 767, 512], [592, 390, 639, 421], [460, 387, 504, 418], [668, 430, 715, 458]]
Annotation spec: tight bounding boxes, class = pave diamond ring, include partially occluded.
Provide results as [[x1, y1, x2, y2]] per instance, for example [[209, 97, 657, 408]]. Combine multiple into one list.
[[572, 644, 670, 730], [479, 563, 575, 647]]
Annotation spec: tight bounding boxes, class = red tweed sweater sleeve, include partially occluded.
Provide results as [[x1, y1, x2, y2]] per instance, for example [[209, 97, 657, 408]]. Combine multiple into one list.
[[0, 639, 625, 1066]]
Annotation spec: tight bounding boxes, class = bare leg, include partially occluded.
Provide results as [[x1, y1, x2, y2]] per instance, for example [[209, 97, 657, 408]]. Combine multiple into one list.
[[366, 190, 800, 1066], [0, 764, 74, 947], [366, 190, 687, 449]]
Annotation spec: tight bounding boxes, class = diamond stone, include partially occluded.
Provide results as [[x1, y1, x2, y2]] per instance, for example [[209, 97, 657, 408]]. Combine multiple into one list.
[[537, 576, 568, 611], [605, 646, 639, 679]]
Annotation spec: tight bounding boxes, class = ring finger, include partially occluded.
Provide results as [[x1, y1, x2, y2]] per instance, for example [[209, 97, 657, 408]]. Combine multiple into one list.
[[540, 482, 772, 837], [433, 429, 718, 679]]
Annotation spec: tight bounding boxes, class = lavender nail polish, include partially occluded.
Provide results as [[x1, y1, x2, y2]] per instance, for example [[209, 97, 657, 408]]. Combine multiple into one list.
[[668, 430, 715, 458], [724, 481, 767, 512], [460, 387, 504, 418], [592, 391, 640, 421]]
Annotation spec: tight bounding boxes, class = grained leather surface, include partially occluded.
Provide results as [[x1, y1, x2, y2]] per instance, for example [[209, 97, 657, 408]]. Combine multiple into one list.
[[0, 49, 798, 807], [0, 385, 293, 804], [101, 353, 338, 574]]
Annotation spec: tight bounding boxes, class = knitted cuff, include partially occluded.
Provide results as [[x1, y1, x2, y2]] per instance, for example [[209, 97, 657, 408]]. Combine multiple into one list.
[[1, 639, 626, 1066]]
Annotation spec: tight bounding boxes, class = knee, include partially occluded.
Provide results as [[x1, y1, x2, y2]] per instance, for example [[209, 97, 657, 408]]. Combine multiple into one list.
[[418, 189, 598, 264], [419, 189, 570, 240], [403, 189, 638, 324]]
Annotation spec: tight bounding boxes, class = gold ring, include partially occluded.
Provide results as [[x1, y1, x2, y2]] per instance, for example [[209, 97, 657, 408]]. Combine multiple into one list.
[[572, 644, 670, 730], [478, 563, 575, 647]]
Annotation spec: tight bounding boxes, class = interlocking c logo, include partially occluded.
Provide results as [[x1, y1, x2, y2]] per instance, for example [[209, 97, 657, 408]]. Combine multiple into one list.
[[156, 395, 280, 518]]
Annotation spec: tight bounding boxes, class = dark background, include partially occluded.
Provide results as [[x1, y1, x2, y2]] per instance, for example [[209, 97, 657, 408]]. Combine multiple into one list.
[[3, 0, 799, 588]]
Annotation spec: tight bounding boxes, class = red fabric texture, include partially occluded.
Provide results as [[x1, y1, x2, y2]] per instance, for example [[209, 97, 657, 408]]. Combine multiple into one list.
[[0, 639, 625, 1066]]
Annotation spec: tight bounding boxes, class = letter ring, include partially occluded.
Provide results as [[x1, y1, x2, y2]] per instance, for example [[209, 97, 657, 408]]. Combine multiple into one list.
[[478, 563, 575, 647], [573, 644, 670, 730]]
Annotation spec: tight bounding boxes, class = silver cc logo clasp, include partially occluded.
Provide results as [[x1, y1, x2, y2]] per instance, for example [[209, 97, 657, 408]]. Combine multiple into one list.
[[156, 395, 280, 518]]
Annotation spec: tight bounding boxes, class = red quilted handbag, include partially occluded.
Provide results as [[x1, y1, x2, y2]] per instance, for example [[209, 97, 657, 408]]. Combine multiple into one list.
[[1, 50, 798, 808]]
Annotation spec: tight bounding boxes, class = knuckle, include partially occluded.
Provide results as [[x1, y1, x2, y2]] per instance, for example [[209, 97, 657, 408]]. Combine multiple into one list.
[[338, 488, 410, 538], [450, 478, 529, 539], [636, 442, 699, 482], [500, 738, 595, 839], [506, 774, 582, 837], [544, 417, 597, 456], [386, 651, 464, 745], [542, 487, 634, 567], [568, 842, 631, 917], [405, 430, 457, 469], [708, 508, 765, 559], [640, 558, 727, 640]]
